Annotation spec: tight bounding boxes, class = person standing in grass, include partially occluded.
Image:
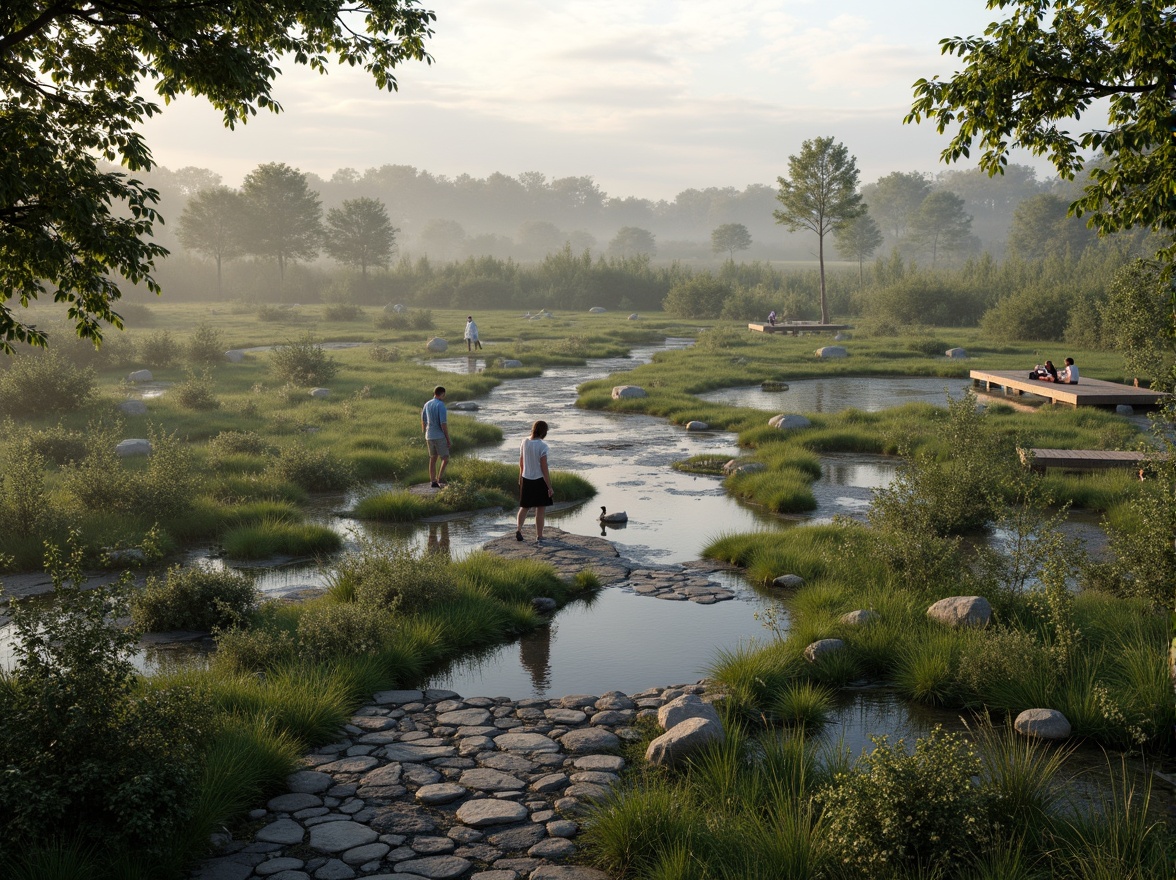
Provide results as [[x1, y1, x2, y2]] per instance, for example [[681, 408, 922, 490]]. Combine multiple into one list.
[[464, 315, 482, 351], [422, 385, 450, 488], [516, 420, 553, 543]]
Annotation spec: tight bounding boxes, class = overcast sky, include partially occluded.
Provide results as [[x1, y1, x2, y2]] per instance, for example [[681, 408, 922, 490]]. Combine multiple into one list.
[[139, 1, 1052, 200]]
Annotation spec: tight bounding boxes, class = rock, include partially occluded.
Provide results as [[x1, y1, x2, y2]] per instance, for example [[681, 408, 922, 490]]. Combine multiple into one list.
[[803, 639, 845, 662], [645, 717, 724, 767], [834, 332, 851, 341], [314, 860, 355, 880], [255, 858, 305, 876], [309, 822, 378, 853], [531, 597, 557, 614], [391, 855, 471, 878], [494, 732, 560, 753], [684, 421, 709, 431], [309, 387, 331, 399], [115, 438, 152, 457], [1014, 708, 1072, 740], [268, 792, 322, 812], [721, 459, 765, 476], [117, 399, 148, 416], [455, 798, 529, 827], [287, 770, 334, 794], [588, 307, 607, 313], [814, 346, 847, 359], [105, 547, 146, 565], [426, 338, 448, 353], [927, 596, 992, 628], [945, 347, 967, 359], [128, 369, 153, 382], [437, 708, 492, 726], [771, 574, 804, 589], [611, 385, 647, 399], [256, 819, 306, 845], [498, 359, 523, 368], [627, 314, 640, 320], [657, 694, 721, 731], [760, 380, 789, 391], [529, 838, 576, 860], [839, 609, 878, 626], [559, 727, 620, 754], [387, 303, 407, 313], [768, 414, 811, 430], [372, 689, 423, 705], [1115, 404, 1134, 415], [458, 767, 525, 792], [225, 350, 245, 363], [450, 401, 480, 411], [529, 868, 611, 880]]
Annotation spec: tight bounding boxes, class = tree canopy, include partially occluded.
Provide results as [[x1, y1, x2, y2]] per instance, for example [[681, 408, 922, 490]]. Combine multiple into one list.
[[0, 1, 436, 350], [177, 186, 246, 296], [324, 197, 397, 277], [711, 223, 753, 259], [906, 0, 1176, 264], [608, 227, 657, 258], [774, 136, 864, 323], [241, 164, 323, 281]]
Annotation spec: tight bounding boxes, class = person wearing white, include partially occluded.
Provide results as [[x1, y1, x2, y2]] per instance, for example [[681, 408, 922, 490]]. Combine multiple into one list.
[[1059, 357, 1079, 384], [516, 420, 553, 542], [464, 316, 482, 351]]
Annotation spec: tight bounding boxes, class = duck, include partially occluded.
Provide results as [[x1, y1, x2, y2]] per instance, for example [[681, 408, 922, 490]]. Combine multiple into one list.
[[598, 506, 628, 524]]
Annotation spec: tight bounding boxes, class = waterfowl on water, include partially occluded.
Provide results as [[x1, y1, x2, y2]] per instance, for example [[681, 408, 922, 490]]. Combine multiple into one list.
[[599, 506, 628, 523]]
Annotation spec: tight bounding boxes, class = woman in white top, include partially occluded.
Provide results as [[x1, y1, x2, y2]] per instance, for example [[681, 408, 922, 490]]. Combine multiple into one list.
[[1058, 356, 1079, 384], [516, 420, 553, 542]]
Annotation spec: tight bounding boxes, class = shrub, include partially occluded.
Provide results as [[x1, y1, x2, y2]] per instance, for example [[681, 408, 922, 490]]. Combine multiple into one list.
[[131, 564, 258, 632], [297, 602, 394, 661], [818, 727, 988, 874], [368, 344, 400, 362], [22, 421, 89, 464], [0, 436, 62, 540], [175, 368, 220, 410], [375, 311, 410, 330], [329, 538, 457, 616], [323, 302, 362, 321], [269, 333, 339, 386], [208, 430, 272, 458], [410, 308, 434, 330], [0, 541, 207, 861], [138, 330, 178, 368], [663, 273, 732, 318], [267, 444, 357, 491], [0, 350, 95, 416], [213, 625, 297, 673], [185, 323, 225, 366]]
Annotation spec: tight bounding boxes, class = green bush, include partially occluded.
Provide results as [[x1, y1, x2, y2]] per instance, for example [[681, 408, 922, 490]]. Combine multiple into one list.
[[818, 727, 988, 874], [175, 369, 220, 410], [329, 539, 457, 615], [138, 330, 178, 368], [131, 565, 258, 632], [269, 333, 340, 386], [186, 323, 225, 367], [21, 421, 89, 464], [369, 344, 400, 362], [0, 351, 96, 416], [213, 625, 297, 673], [208, 430, 273, 458], [410, 308, 435, 330], [267, 444, 356, 491], [0, 542, 207, 861], [0, 436, 63, 541], [297, 602, 394, 661], [323, 302, 362, 321]]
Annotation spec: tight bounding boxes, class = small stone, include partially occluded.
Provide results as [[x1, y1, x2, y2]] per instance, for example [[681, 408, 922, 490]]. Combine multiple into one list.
[[340, 843, 389, 865], [529, 838, 576, 860], [456, 799, 529, 827], [417, 783, 467, 804], [771, 574, 805, 589], [803, 639, 845, 662]]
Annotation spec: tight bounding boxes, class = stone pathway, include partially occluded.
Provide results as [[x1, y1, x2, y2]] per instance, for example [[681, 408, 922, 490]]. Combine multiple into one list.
[[193, 683, 710, 880]]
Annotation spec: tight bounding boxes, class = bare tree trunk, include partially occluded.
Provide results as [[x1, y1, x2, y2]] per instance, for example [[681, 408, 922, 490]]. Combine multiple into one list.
[[818, 232, 829, 324]]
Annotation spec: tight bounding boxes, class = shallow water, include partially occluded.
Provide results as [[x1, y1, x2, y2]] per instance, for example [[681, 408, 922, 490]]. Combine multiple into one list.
[[697, 376, 974, 412]]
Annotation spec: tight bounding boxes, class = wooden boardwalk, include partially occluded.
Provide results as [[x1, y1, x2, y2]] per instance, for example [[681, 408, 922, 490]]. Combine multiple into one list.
[[969, 369, 1170, 408], [749, 322, 852, 335], [1019, 447, 1161, 472]]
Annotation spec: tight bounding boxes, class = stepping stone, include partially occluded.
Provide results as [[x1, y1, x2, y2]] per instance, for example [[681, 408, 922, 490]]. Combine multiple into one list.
[[493, 732, 559, 753], [459, 768, 526, 792], [455, 798, 529, 827], [559, 728, 620, 754], [416, 783, 467, 805], [309, 821, 378, 853], [256, 819, 305, 845]]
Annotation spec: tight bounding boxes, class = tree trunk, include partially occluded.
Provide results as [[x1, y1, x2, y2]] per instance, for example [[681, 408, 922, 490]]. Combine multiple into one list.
[[818, 231, 829, 324], [216, 254, 223, 297]]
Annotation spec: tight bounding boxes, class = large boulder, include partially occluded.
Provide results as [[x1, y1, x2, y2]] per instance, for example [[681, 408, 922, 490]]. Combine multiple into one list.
[[1014, 708, 1072, 740], [117, 400, 148, 416], [803, 638, 845, 662], [815, 346, 847, 359], [927, 596, 992, 628], [1115, 404, 1134, 415], [945, 347, 967, 359], [612, 385, 647, 399], [426, 337, 448, 353], [115, 438, 151, 457], [771, 574, 805, 589], [127, 369, 153, 383], [722, 459, 765, 476], [645, 717, 724, 767], [657, 694, 722, 731], [685, 421, 709, 432], [768, 413, 811, 430]]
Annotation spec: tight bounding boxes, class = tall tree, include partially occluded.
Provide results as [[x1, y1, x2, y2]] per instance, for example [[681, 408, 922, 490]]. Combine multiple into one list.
[[774, 136, 864, 323], [711, 223, 753, 259], [324, 197, 397, 277], [241, 164, 323, 281], [418, 219, 466, 262], [1007, 193, 1095, 263], [607, 227, 657, 258], [906, 0, 1176, 266], [861, 172, 931, 242], [177, 187, 246, 296], [909, 191, 974, 266], [0, 2, 435, 351], [834, 213, 884, 285]]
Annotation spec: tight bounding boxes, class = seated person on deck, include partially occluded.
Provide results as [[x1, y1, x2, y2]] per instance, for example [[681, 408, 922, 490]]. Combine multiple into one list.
[[1029, 361, 1058, 381], [1058, 357, 1079, 384]]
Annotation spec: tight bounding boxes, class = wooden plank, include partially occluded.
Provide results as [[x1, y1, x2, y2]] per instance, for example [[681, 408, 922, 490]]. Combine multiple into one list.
[[1019, 447, 1161, 472], [748, 322, 852, 335], [970, 369, 1170, 408]]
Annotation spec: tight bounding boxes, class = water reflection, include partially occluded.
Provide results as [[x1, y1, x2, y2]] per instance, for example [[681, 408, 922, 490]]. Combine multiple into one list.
[[698, 377, 974, 412]]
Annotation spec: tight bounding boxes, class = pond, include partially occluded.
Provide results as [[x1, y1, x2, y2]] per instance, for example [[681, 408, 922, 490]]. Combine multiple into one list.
[[696, 375, 975, 412]]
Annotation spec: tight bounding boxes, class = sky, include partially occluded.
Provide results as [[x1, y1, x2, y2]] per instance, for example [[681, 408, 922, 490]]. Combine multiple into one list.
[[139, 1, 1054, 201]]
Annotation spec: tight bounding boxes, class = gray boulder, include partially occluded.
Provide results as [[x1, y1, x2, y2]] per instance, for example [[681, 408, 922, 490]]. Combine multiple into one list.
[[772, 574, 805, 589], [685, 421, 709, 431], [115, 438, 151, 457], [721, 459, 765, 476], [309, 387, 331, 399], [225, 350, 245, 363], [498, 359, 523, 368], [945, 347, 967, 359], [927, 596, 992, 628], [612, 385, 647, 400], [815, 346, 847, 359], [588, 307, 607, 313], [804, 638, 845, 662], [531, 597, 557, 614], [628, 314, 640, 320], [1014, 708, 1072, 740], [386, 303, 406, 313], [839, 609, 879, 626], [658, 694, 722, 730], [128, 369, 153, 382], [645, 717, 724, 767], [117, 400, 148, 416], [768, 413, 811, 430], [449, 401, 479, 411], [426, 337, 448, 353], [1115, 404, 1134, 415]]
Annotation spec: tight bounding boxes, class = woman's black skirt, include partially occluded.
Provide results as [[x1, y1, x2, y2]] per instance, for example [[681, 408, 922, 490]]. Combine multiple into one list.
[[519, 477, 552, 507]]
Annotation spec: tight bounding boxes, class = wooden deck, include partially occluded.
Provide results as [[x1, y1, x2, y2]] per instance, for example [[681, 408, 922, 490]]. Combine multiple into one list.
[[969, 370, 1170, 408], [749, 322, 852, 335], [1019, 447, 1161, 472]]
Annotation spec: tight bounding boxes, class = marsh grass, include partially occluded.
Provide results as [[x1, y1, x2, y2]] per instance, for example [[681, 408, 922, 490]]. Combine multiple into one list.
[[221, 519, 342, 559], [770, 681, 836, 728]]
